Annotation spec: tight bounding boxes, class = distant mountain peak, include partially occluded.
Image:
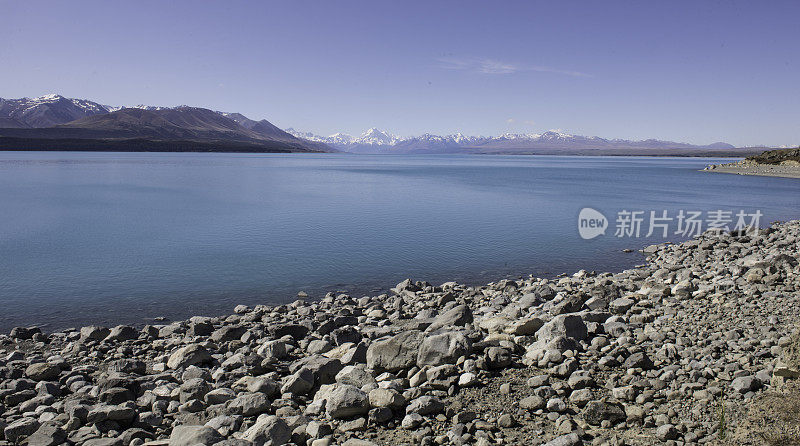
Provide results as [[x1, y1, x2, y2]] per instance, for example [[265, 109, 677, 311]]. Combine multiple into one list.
[[284, 126, 740, 155], [358, 128, 398, 145], [36, 93, 64, 101]]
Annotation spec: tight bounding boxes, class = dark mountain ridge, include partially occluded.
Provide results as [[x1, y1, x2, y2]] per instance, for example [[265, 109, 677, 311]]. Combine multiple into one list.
[[0, 96, 334, 153]]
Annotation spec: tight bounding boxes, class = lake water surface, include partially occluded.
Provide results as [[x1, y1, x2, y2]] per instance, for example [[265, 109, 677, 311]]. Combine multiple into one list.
[[1, 152, 798, 331]]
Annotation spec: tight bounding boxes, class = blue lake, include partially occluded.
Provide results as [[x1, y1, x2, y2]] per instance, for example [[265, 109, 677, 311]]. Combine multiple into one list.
[[1, 152, 798, 331]]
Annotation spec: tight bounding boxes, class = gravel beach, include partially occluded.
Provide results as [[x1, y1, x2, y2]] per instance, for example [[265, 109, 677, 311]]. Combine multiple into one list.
[[2, 221, 800, 445]]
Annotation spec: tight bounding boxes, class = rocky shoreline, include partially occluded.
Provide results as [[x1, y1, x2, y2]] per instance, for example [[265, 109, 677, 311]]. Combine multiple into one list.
[[2, 221, 800, 446], [703, 159, 800, 179]]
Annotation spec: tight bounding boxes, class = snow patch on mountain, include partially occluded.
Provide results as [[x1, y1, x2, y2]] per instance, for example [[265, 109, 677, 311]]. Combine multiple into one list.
[[0, 94, 111, 127]]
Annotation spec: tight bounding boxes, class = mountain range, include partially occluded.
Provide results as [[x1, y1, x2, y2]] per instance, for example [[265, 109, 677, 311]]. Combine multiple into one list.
[[0, 95, 332, 153], [284, 128, 755, 156], [0, 94, 767, 156]]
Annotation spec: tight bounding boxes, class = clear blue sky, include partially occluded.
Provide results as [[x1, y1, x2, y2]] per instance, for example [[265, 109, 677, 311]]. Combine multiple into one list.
[[2, 0, 798, 146]]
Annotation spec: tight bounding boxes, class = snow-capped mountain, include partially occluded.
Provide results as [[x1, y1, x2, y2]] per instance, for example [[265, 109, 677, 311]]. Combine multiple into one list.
[[358, 128, 400, 145], [284, 128, 611, 152], [285, 128, 403, 153], [285, 127, 737, 154], [286, 128, 399, 146], [0, 94, 111, 128]]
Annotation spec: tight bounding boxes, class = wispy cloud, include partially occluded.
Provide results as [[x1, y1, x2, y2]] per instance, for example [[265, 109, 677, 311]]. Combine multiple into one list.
[[438, 57, 518, 74], [437, 56, 590, 77]]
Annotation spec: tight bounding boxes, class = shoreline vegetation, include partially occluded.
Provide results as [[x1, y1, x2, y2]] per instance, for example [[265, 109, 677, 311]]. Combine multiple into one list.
[[2, 220, 799, 445], [703, 147, 800, 179]]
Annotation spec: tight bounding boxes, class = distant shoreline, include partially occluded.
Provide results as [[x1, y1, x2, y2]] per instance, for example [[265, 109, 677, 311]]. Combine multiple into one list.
[[703, 160, 800, 179]]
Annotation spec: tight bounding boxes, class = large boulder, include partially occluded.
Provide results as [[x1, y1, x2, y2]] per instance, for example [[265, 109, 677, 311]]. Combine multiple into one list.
[[167, 344, 213, 369], [105, 325, 139, 342], [623, 352, 654, 370], [656, 424, 679, 441], [257, 340, 288, 361], [504, 317, 544, 335], [25, 363, 61, 381], [80, 325, 111, 341], [240, 415, 291, 446], [536, 314, 588, 343], [368, 388, 406, 409], [609, 297, 635, 314], [581, 400, 625, 425], [10, 327, 41, 340], [289, 355, 343, 386], [204, 415, 241, 437], [179, 378, 210, 403], [281, 368, 315, 395], [86, 404, 137, 423], [426, 305, 473, 332], [20, 423, 64, 446], [187, 317, 214, 337], [335, 365, 377, 389], [406, 395, 444, 415], [211, 325, 246, 343], [519, 395, 545, 410], [315, 384, 370, 419], [270, 323, 309, 340], [204, 388, 236, 405], [228, 393, 270, 416], [731, 375, 762, 394], [107, 359, 146, 375], [3, 417, 39, 443], [366, 330, 424, 372], [416, 331, 471, 367], [394, 278, 421, 293]]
